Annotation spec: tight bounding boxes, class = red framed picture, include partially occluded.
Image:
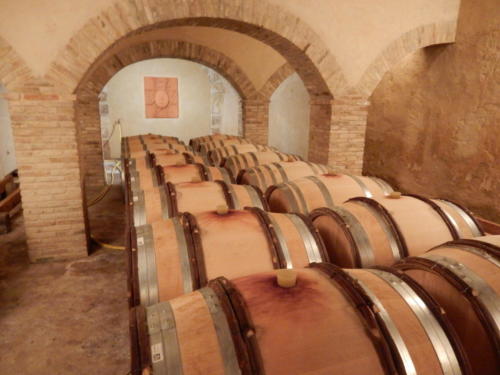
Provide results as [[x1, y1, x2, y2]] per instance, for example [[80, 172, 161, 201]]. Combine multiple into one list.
[[144, 77, 179, 118]]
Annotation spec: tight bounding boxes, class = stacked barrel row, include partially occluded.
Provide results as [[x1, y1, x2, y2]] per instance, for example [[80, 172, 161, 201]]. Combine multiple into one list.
[[123, 133, 499, 375]]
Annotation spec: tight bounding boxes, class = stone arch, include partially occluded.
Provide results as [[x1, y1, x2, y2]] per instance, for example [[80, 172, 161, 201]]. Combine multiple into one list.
[[0, 36, 34, 91], [77, 39, 257, 187], [77, 39, 259, 100], [45, 0, 347, 99], [259, 63, 295, 99], [356, 21, 457, 96]]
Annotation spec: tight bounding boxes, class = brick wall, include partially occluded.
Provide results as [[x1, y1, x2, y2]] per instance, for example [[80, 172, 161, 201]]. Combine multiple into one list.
[[5, 87, 88, 262], [328, 91, 369, 174], [75, 96, 105, 187], [242, 98, 270, 145]]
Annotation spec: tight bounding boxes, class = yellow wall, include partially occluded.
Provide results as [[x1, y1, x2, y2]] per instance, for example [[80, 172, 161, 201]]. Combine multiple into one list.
[[269, 73, 310, 158]]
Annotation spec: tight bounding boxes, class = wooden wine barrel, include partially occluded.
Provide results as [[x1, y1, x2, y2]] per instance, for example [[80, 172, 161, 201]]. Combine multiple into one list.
[[129, 181, 266, 227], [310, 194, 485, 268], [224, 151, 303, 180], [126, 151, 194, 171], [131, 265, 469, 375], [190, 134, 241, 150], [208, 144, 274, 166], [126, 141, 191, 155], [127, 135, 181, 145], [127, 163, 232, 192], [130, 208, 328, 305], [267, 173, 393, 214], [238, 161, 329, 191], [395, 236, 500, 375], [198, 138, 251, 155], [150, 152, 206, 168]]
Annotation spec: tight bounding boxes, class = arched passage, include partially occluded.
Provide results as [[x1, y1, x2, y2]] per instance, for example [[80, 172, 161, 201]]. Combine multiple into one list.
[[45, 0, 349, 167], [76, 39, 256, 186]]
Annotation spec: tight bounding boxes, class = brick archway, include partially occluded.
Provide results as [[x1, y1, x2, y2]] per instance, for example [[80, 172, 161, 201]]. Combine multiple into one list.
[[46, 0, 346, 98], [76, 39, 260, 186], [356, 21, 457, 96], [0, 36, 33, 91], [45, 0, 350, 167], [259, 63, 296, 99]]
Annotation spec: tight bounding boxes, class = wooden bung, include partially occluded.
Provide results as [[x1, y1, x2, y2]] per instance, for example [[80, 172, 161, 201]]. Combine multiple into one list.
[[276, 269, 297, 288], [387, 191, 402, 199], [216, 204, 229, 215]]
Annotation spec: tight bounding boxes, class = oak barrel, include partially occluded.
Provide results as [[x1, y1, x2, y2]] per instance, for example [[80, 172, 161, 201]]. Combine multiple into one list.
[[238, 161, 329, 191], [190, 134, 241, 150], [198, 138, 251, 155], [266, 173, 393, 214], [126, 141, 191, 155], [130, 208, 328, 305], [310, 194, 485, 268], [224, 151, 303, 180], [127, 151, 199, 172], [395, 236, 500, 375], [129, 181, 266, 227], [131, 265, 468, 375], [208, 144, 274, 166]]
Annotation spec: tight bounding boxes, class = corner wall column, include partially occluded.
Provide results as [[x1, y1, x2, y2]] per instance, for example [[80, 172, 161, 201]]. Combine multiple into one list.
[[242, 98, 269, 145], [328, 91, 369, 174], [75, 95, 105, 188], [6, 89, 88, 261]]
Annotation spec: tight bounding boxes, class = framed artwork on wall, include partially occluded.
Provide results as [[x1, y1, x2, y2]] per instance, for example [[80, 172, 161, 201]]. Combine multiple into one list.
[[144, 77, 179, 118]]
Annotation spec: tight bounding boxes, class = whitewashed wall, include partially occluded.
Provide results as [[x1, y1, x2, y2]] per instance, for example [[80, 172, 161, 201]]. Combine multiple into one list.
[[102, 58, 241, 158], [0, 85, 16, 179], [268, 73, 310, 159]]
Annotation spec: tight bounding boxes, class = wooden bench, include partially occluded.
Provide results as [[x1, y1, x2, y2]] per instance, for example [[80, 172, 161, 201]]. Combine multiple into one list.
[[0, 171, 21, 234]]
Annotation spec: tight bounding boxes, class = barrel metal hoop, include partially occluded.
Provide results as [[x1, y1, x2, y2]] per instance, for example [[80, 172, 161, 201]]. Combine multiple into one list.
[[266, 213, 294, 269], [274, 183, 301, 214], [348, 197, 408, 259], [183, 152, 194, 164], [245, 207, 286, 269], [349, 272, 418, 375], [248, 152, 259, 169], [328, 205, 374, 267], [261, 164, 278, 186], [273, 162, 289, 184], [244, 185, 265, 210], [129, 171, 141, 192], [345, 174, 373, 198], [286, 214, 324, 263], [195, 163, 210, 181], [136, 224, 159, 306], [159, 186, 171, 220], [310, 263, 401, 375], [404, 194, 460, 240], [132, 189, 147, 227], [183, 213, 207, 287], [172, 216, 196, 294], [208, 277, 264, 375], [367, 269, 463, 375], [216, 180, 237, 209], [166, 182, 179, 217], [305, 175, 335, 209], [369, 177, 394, 196], [219, 166, 234, 184], [436, 199, 485, 237], [199, 288, 242, 374], [154, 166, 163, 186], [147, 302, 183, 375], [287, 180, 309, 214], [423, 253, 500, 336]]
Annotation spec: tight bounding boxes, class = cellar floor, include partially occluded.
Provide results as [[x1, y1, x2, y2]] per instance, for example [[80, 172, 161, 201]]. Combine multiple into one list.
[[0, 186, 130, 375]]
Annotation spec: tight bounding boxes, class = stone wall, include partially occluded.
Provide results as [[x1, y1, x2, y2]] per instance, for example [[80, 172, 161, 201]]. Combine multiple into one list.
[[364, 0, 500, 222]]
